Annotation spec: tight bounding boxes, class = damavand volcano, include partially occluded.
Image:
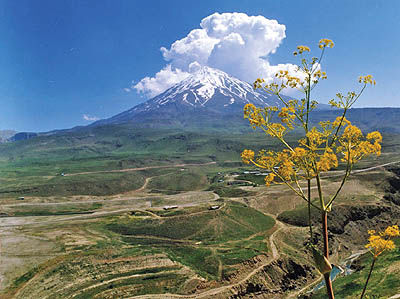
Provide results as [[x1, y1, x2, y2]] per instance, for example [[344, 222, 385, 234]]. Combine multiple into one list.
[[93, 66, 288, 127]]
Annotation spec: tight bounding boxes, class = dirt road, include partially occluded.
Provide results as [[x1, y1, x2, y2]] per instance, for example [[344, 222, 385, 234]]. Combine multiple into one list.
[[63, 161, 216, 177]]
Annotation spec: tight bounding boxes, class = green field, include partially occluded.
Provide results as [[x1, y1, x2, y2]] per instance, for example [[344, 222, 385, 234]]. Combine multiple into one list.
[[107, 201, 275, 279], [2, 202, 102, 216], [148, 169, 209, 191]]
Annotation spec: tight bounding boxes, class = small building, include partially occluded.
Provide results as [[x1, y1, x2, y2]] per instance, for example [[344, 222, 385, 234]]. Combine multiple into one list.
[[163, 205, 178, 210], [208, 205, 220, 210]]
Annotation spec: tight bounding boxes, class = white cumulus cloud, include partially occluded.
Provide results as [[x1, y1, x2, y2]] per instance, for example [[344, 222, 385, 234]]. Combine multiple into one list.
[[134, 65, 190, 98], [83, 114, 99, 121], [134, 12, 297, 98]]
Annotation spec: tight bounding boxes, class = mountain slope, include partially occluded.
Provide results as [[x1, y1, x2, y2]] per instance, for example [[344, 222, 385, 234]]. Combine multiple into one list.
[[94, 66, 286, 127], [0, 130, 17, 142]]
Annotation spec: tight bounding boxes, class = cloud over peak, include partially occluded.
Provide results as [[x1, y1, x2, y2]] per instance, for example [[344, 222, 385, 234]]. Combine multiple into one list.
[[83, 114, 99, 121], [134, 12, 293, 98], [134, 65, 191, 98]]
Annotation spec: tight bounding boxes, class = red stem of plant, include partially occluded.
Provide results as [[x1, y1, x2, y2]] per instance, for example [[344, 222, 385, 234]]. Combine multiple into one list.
[[322, 210, 335, 299], [360, 257, 376, 299]]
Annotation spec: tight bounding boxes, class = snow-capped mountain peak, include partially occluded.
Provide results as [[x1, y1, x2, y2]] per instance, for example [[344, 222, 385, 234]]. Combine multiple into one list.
[[96, 66, 283, 126], [134, 66, 279, 111]]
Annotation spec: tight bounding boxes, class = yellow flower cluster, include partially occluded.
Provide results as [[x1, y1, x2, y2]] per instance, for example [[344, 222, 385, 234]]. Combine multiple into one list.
[[278, 106, 296, 128], [293, 45, 310, 56], [276, 151, 295, 180], [256, 150, 276, 169], [329, 91, 359, 109], [313, 70, 327, 82], [332, 115, 351, 128], [292, 147, 307, 160], [241, 149, 255, 164], [242, 122, 379, 185], [267, 123, 287, 138], [264, 173, 276, 187], [275, 70, 303, 89], [242, 145, 338, 187], [317, 149, 338, 172], [253, 78, 265, 90], [367, 131, 383, 143], [384, 225, 400, 237], [335, 118, 382, 164], [243, 103, 265, 129], [243, 103, 291, 138], [293, 145, 337, 177], [305, 127, 327, 150], [329, 99, 339, 108], [365, 225, 399, 257], [342, 124, 363, 142], [359, 75, 376, 85], [242, 110, 382, 186], [319, 38, 334, 49], [241, 148, 297, 186]]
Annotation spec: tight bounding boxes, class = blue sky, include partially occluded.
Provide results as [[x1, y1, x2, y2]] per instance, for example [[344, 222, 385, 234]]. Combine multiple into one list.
[[1, 0, 399, 132]]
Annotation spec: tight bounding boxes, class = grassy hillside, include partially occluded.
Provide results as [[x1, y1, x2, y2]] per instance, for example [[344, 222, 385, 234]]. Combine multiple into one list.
[[1, 119, 399, 198], [148, 169, 209, 192], [0, 124, 292, 198], [312, 239, 400, 298], [107, 201, 275, 279]]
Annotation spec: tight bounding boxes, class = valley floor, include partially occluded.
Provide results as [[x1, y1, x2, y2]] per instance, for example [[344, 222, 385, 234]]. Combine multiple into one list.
[[1, 159, 400, 298]]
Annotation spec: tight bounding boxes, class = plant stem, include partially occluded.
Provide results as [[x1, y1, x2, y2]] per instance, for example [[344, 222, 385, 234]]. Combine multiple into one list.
[[322, 210, 335, 299], [322, 211, 329, 257], [360, 257, 376, 299], [304, 75, 313, 243], [315, 174, 325, 210], [324, 273, 335, 299], [316, 173, 334, 298], [307, 179, 313, 241]]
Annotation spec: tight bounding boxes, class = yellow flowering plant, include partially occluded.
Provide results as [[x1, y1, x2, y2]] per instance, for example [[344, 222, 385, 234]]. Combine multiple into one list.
[[360, 225, 400, 298], [242, 39, 383, 299]]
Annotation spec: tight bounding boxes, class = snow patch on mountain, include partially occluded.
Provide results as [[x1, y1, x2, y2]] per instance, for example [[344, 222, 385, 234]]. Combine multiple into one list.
[[95, 66, 285, 126]]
